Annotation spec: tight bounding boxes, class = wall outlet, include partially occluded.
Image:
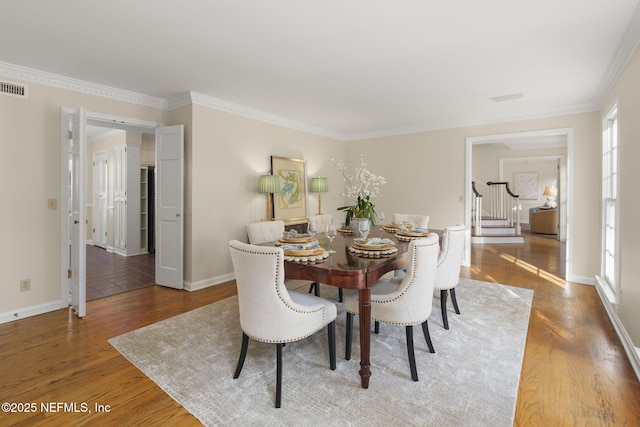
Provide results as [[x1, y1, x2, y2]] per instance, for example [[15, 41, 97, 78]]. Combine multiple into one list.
[[47, 198, 57, 210], [20, 279, 31, 292]]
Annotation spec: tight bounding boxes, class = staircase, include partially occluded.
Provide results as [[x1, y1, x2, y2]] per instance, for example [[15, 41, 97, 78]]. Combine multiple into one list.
[[471, 181, 524, 244], [471, 217, 524, 244]]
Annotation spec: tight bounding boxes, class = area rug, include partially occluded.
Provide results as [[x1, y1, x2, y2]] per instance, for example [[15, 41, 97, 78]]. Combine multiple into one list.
[[109, 279, 533, 426]]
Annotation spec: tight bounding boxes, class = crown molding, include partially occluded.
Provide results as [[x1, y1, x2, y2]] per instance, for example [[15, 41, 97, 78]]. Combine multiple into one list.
[[593, 3, 640, 108], [0, 61, 168, 109], [343, 103, 598, 141], [184, 91, 345, 141]]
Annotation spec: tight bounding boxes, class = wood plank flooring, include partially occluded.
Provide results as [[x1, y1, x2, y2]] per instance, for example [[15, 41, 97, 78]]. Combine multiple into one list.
[[1, 234, 639, 426]]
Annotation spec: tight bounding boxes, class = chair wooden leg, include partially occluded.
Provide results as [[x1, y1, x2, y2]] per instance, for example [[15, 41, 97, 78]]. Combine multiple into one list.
[[440, 289, 449, 330], [450, 287, 461, 314], [345, 312, 353, 360], [328, 320, 336, 370], [233, 332, 249, 379], [405, 326, 419, 381], [421, 320, 435, 353], [374, 321, 380, 334], [308, 282, 320, 296], [276, 343, 283, 408]]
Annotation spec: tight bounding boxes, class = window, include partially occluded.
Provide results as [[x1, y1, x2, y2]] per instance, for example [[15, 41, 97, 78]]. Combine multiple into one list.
[[601, 102, 618, 300]]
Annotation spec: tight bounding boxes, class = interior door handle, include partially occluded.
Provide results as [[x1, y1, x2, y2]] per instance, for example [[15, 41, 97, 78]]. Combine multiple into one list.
[[73, 220, 89, 224], [176, 213, 181, 218]]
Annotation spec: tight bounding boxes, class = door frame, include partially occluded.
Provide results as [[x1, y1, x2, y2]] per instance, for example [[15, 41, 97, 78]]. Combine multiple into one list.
[[464, 127, 573, 279], [60, 108, 164, 310]]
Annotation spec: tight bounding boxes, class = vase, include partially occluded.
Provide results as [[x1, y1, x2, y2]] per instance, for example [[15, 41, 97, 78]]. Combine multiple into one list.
[[351, 217, 371, 238]]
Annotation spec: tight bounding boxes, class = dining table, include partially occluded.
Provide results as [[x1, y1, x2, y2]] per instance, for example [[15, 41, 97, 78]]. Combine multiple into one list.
[[281, 225, 413, 389]]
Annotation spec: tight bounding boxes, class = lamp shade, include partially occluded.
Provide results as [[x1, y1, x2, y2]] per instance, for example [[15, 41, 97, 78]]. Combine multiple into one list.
[[258, 174, 280, 194], [543, 186, 557, 197], [310, 177, 329, 193]]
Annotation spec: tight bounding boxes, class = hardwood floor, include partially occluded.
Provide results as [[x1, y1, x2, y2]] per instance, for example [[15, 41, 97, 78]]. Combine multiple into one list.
[[1, 235, 639, 425]]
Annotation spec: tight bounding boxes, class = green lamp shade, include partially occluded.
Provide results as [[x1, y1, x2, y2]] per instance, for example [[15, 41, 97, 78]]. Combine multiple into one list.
[[310, 177, 328, 193], [258, 174, 280, 193]]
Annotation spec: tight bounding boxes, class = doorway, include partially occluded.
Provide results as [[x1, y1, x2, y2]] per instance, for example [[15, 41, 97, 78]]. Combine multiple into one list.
[[465, 128, 572, 280], [61, 108, 184, 316], [85, 125, 156, 300]]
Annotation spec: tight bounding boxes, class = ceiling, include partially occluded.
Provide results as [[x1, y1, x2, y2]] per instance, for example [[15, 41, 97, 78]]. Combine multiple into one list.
[[1, 1, 639, 140]]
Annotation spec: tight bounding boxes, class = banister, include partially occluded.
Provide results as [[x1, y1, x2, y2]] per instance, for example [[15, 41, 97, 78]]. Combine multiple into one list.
[[472, 181, 482, 198], [487, 181, 519, 198]]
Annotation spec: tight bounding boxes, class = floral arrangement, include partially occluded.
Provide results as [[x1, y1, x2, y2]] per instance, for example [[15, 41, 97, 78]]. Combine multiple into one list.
[[332, 154, 387, 226]]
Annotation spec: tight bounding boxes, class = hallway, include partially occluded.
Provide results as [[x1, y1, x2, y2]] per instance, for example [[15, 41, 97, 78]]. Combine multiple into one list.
[[86, 245, 155, 301]]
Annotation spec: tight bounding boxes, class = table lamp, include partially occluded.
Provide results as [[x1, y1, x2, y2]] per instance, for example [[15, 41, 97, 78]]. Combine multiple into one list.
[[310, 177, 328, 215], [543, 186, 557, 208], [259, 174, 280, 220]]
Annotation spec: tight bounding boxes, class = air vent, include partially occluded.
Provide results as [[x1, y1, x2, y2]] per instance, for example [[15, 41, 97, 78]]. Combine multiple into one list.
[[1, 80, 28, 98]]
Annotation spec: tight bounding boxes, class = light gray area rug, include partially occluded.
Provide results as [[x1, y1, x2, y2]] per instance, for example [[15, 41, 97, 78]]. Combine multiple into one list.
[[109, 279, 533, 426]]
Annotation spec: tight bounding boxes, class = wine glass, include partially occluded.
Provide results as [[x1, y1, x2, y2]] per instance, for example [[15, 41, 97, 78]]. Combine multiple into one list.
[[307, 221, 317, 238], [326, 223, 337, 253]]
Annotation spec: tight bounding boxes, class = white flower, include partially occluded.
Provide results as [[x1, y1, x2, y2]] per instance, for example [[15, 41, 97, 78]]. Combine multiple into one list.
[[331, 154, 386, 200]]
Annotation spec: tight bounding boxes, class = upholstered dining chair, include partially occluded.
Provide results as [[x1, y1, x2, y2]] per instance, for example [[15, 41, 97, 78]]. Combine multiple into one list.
[[392, 213, 430, 229], [434, 223, 466, 329], [229, 240, 337, 408], [246, 220, 285, 245], [344, 234, 439, 381], [245, 220, 308, 291], [306, 214, 343, 302]]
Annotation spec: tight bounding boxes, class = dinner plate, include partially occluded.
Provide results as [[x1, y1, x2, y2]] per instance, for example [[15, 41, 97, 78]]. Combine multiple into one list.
[[280, 236, 315, 243], [396, 230, 429, 237], [283, 247, 325, 256], [353, 243, 396, 251]]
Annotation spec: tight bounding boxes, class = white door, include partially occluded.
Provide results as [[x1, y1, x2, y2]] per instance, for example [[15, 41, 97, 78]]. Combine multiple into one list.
[[112, 145, 127, 252], [70, 108, 86, 317], [93, 151, 108, 249], [155, 125, 184, 288]]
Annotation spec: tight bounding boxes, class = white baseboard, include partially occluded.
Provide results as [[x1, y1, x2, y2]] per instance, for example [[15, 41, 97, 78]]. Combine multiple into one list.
[[595, 276, 640, 382], [184, 273, 235, 292], [0, 301, 66, 325], [567, 274, 596, 285]]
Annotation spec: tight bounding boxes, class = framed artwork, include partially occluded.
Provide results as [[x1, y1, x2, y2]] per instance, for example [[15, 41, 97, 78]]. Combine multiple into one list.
[[513, 171, 539, 200], [271, 156, 308, 225]]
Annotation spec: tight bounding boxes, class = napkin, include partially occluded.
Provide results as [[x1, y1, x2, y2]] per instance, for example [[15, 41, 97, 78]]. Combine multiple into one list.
[[354, 237, 395, 246], [283, 229, 312, 239], [282, 240, 320, 251]]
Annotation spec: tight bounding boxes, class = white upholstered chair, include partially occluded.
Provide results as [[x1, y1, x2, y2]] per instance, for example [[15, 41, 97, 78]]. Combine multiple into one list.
[[307, 214, 333, 233], [246, 220, 285, 245], [434, 223, 466, 329], [392, 213, 430, 229], [229, 240, 337, 408], [245, 221, 309, 295], [344, 234, 439, 381]]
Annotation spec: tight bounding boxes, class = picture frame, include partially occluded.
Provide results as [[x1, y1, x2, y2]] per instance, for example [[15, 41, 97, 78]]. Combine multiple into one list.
[[513, 171, 539, 200], [270, 156, 308, 225]]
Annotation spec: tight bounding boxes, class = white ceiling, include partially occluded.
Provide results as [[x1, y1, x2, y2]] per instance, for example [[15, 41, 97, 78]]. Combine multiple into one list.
[[1, 0, 639, 140]]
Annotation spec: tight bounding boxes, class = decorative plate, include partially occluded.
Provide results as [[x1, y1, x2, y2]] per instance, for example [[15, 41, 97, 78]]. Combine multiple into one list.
[[396, 234, 428, 242], [348, 245, 398, 258], [284, 250, 330, 264], [338, 226, 353, 234], [396, 230, 429, 237], [283, 247, 325, 257], [279, 236, 315, 243], [353, 242, 396, 251]]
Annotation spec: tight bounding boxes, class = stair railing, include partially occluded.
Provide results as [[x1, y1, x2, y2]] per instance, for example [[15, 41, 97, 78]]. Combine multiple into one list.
[[471, 181, 483, 235], [486, 181, 521, 235]]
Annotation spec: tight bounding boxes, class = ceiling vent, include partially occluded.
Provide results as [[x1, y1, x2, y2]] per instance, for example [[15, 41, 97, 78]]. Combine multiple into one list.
[[1, 80, 28, 99]]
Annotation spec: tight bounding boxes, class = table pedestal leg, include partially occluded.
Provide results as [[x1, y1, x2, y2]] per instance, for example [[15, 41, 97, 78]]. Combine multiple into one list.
[[358, 288, 371, 388]]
